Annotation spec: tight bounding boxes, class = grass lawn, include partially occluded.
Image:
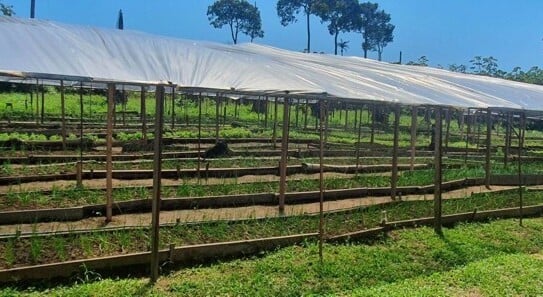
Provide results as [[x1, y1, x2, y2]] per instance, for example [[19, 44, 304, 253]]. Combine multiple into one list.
[[2, 217, 543, 296]]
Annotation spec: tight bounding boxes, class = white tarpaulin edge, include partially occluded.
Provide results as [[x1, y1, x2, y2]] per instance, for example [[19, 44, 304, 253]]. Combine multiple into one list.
[[1, 16, 542, 110]]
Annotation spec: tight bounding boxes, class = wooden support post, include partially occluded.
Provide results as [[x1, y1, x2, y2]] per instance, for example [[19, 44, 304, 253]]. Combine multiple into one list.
[[295, 99, 300, 128], [391, 105, 400, 201], [150, 85, 165, 283], [370, 105, 376, 145], [215, 96, 220, 143], [504, 112, 512, 168], [122, 89, 126, 127], [410, 106, 418, 171], [40, 85, 45, 124], [272, 97, 278, 148], [485, 108, 492, 189], [444, 108, 451, 153], [264, 96, 269, 129], [344, 107, 349, 130], [278, 97, 290, 213], [78, 82, 84, 188], [519, 112, 526, 226], [434, 107, 443, 235], [354, 109, 358, 132], [304, 98, 309, 130], [141, 86, 147, 140], [197, 94, 202, 182], [171, 87, 176, 130], [223, 100, 227, 126], [356, 106, 363, 172], [105, 83, 115, 223], [76, 161, 83, 188], [318, 99, 325, 263], [324, 103, 329, 146], [464, 108, 471, 166], [60, 80, 67, 151], [35, 80, 39, 125]]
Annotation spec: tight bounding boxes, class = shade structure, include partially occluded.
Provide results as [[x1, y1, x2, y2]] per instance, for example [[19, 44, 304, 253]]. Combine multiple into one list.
[[1, 16, 543, 110]]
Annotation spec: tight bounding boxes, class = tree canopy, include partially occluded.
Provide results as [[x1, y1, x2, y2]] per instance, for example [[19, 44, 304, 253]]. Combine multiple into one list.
[[277, 0, 319, 52], [315, 0, 361, 55], [207, 0, 264, 44], [0, 1, 14, 16], [359, 2, 394, 60]]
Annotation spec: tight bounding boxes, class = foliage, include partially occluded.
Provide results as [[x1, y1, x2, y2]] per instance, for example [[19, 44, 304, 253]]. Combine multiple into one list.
[[407, 55, 429, 67], [314, 0, 361, 55], [359, 2, 394, 61], [338, 38, 349, 56], [0, 1, 14, 16], [276, 0, 319, 52], [207, 0, 263, 44]]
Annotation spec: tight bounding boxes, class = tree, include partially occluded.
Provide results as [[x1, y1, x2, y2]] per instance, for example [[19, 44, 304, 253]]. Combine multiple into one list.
[[338, 39, 349, 56], [0, 1, 14, 16], [116, 9, 124, 30], [207, 0, 264, 45], [406, 56, 429, 66], [359, 2, 394, 60], [315, 0, 361, 55], [470, 56, 499, 77], [245, 3, 264, 42], [448, 64, 467, 73], [277, 0, 319, 52]]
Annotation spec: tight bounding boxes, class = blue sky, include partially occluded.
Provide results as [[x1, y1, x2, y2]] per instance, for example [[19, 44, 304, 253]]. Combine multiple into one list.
[[7, 0, 543, 71]]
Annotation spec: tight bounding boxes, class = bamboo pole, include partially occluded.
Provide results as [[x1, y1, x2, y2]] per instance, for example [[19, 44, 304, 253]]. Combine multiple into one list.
[[215, 96, 220, 143], [278, 97, 290, 213], [105, 83, 115, 223], [410, 106, 418, 171], [150, 85, 165, 283], [318, 99, 325, 263], [519, 112, 525, 226], [40, 84, 45, 124], [391, 105, 400, 200], [504, 112, 511, 168], [141, 86, 147, 140], [171, 87, 176, 130], [444, 108, 451, 153], [272, 97, 278, 148], [370, 105, 376, 145], [355, 107, 363, 172], [60, 80, 66, 151], [197, 93, 202, 182], [35, 79, 39, 125], [434, 107, 443, 235], [485, 108, 492, 190], [77, 82, 84, 188]]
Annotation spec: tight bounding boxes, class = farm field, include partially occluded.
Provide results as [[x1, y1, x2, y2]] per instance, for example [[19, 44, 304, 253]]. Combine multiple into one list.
[[1, 217, 542, 296], [0, 89, 542, 287]]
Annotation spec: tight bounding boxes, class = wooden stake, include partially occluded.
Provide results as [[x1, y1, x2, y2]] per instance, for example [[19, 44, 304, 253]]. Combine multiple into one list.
[[150, 85, 165, 283], [519, 112, 525, 226], [60, 80, 66, 151], [141, 86, 147, 140], [410, 106, 418, 171], [272, 97, 278, 148], [278, 97, 290, 213], [105, 83, 115, 223], [391, 105, 400, 200], [215, 96, 220, 143], [434, 107, 443, 235], [485, 108, 492, 190], [171, 87, 176, 130], [318, 99, 325, 263]]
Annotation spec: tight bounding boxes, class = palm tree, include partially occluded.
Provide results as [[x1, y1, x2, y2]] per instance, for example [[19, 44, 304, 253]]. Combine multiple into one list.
[[338, 39, 350, 56]]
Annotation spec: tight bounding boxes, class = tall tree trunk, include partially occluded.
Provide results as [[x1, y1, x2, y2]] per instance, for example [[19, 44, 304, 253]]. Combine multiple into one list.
[[334, 32, 339, 55], [306, 12, 311, 52]]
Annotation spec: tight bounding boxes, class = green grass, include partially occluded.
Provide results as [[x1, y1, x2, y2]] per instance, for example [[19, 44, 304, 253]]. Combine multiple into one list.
[[3, 217, 543, 296]]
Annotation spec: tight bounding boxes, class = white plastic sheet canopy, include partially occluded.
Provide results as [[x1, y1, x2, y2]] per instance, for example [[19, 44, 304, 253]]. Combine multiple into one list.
[[1, 16, 543, 110]]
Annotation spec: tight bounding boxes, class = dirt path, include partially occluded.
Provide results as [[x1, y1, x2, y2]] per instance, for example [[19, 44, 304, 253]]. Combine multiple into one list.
[[0, 185, 519, 236], [0, 172, 363, 194]]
